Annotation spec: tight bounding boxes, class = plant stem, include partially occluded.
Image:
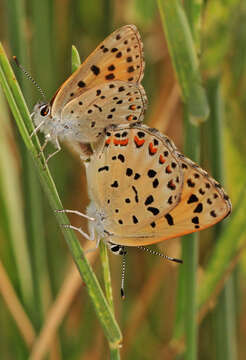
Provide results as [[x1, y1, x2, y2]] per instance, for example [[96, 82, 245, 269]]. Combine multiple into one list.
[[206, 77, 237, 360], [0, 42, 122, 350]]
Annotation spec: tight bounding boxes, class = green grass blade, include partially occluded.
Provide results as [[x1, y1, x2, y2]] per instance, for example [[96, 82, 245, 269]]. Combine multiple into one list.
[[100, 242, 114, 311], [71, 45, 81, 73], [157, 0, 209, 121], [0, 43, 122, 349], [205, 77, 237, 360], [0, 88, 34, 309], [184, 0, 203, 47], [173, 109, 199, 360]]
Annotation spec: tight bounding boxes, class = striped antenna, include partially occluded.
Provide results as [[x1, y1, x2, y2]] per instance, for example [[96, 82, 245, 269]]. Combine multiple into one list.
[[13, 56, 46, 100], [137, 246, 183, 264], [120, 248, 127, 299]]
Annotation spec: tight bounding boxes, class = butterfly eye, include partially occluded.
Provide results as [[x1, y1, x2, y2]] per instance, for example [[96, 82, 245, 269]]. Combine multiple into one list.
[[40, 104, 50, 117]]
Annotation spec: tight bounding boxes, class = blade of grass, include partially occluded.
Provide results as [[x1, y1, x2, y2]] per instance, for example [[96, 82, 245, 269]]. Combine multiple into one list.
[[0, 260, 36, 348], [4, 0, 55, 334], [100, 242, 114, 311], [30, 245, 97, 360], [30, 0, 54, 96], [184, 0, 203, 48], [197, 183, 246, 309], [157, 0, 209, 121], [158, 2, 202, 358], [0, 88, 34, 309], [71, 45, 81, 73], [206, 77, 237, 360], [71, 46, 120, 357], [3, 0, 37, 317], [0, 43, 122, 350], [174, 109, 199, 360]]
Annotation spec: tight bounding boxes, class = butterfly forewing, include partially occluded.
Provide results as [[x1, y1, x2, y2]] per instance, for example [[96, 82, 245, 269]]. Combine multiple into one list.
[[60, 81, 147, 142], [52, 25, 144, 119], [86, 125, 183, 233]]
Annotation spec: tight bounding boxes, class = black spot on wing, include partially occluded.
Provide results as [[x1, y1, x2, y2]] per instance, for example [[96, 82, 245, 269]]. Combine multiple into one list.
[[165, 213, 174, 226]]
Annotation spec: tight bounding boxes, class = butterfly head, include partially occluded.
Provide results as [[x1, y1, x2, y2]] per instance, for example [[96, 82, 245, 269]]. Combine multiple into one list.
[[33, 102, 54, 136]]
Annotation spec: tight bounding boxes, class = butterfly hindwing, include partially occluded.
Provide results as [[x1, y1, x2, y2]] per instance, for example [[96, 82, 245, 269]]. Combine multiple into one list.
[[86, 125, 183, 233], [86, 125, 231, 247], [60, 81, 147, 142]]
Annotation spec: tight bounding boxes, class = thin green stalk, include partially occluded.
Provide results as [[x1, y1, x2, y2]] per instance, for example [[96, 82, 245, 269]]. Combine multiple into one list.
[[0, 89, 33, 307], [30, 0, 54, 95], [71, 45, 81, 73], [183, 115, 199, 360], [157, 0, 209, 121], [174, 110, 200, 360], [100, 242, 114, 311], [197, 186, 246, 311], [183, 0, 203, 48], [158, 2, 201, 358], [4, 0, 35, 314], [6, 0, 54, 331], [0, 43, 122, 349], [110, 347, 121, 360], [204, 78, 237, 360]]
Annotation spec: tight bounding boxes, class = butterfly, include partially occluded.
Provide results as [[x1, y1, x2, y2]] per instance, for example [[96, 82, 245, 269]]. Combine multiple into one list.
[[79, 123, 231, 254], [32, 25, 147, 161]]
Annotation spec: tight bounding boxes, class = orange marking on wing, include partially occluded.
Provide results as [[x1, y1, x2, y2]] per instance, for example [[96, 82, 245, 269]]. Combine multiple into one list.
[[113, 138, 121, 145], [105, 138, 111, 145], [120, 138, 129, 146], [168, 179, 176, 190], [166, 165, 172, 173], [149, 142, 157, 154], [129, 104, 136, 110], [159, 154, 166, 164], [134, 136, 145, 147], [127, 115, 133, 121]]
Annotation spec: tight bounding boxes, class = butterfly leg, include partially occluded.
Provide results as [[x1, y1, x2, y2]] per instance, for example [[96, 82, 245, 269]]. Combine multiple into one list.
[[61, 224, 92, 241], [37, 137, 49, 158], [84, 232, 101, 254], [30, 119, 45, 138], [55, 209, 95, 222], [45, 137, 61, 164], [56, 209, 96, 242]]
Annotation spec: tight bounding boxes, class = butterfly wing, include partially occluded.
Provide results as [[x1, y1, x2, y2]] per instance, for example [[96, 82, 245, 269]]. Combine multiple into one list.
[[86, 124, 183, 233], [60, 81, 147, 142], [86, 124, 231, 247], [51, 25, 144, 119], [107, 146, 232, 246]]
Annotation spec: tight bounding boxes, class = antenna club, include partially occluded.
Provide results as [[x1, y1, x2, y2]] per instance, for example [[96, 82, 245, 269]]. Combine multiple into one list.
[[120, 288, 125, 299], [13, 56, 20, 66]]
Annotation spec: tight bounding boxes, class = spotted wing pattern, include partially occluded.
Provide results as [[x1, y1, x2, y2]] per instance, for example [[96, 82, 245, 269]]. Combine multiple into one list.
[[86, 124, 232, 246], [60, 82, 147, 142], [51, 25, 145, 119], [86, 124, 183, 234]]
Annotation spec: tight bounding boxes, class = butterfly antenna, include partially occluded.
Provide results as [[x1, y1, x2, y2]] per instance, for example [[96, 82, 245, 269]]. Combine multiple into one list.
[[137, 246, 183, 264], [120, 248, 127, 299], [13, 56, 46, 100]]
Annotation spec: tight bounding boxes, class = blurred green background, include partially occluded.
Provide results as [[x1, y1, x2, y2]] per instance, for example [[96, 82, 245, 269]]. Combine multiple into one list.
[[0, 0, 246, 359]]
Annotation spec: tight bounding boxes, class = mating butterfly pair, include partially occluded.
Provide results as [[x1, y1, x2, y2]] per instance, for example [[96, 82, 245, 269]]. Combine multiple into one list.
[[31, 25, 231, 256]]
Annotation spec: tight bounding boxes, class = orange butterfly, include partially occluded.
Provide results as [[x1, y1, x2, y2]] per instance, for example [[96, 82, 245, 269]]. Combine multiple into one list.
[[59, 124, 231, 255], [32, 25, 147, 161]]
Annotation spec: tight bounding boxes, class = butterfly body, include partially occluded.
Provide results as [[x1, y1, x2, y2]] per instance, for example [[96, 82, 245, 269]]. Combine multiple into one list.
[[85, 124, 231, 248], [32, 25, 146, 150]]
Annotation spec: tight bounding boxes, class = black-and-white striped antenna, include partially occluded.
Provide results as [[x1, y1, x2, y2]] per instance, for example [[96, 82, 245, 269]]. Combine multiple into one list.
[[120, 248, 127, 299], [13, 56, 46, 100], [137, 246, 183, 264]]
